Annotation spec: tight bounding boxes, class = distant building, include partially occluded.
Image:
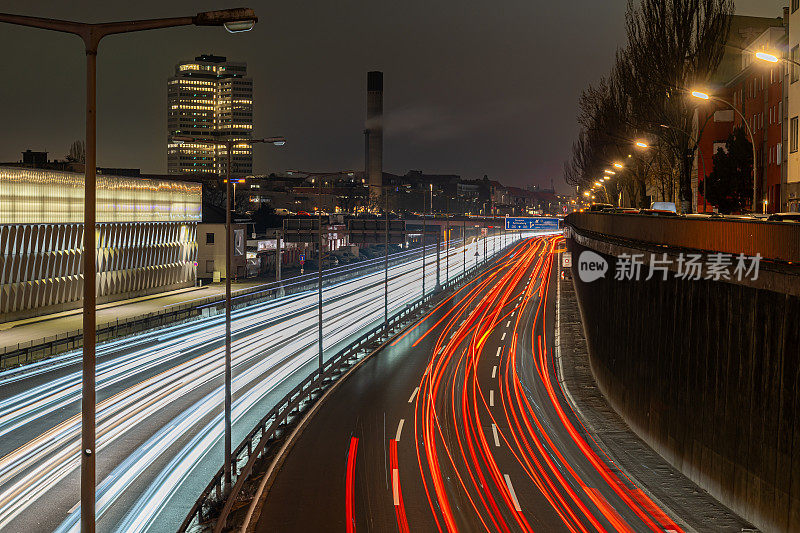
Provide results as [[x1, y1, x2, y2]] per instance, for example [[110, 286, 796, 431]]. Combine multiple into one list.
[[0, 167, 201, 321], [167, 54, 254, 180]]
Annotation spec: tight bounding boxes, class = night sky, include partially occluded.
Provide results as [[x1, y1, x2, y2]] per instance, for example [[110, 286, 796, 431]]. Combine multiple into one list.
[[0, 0, 785, 190]]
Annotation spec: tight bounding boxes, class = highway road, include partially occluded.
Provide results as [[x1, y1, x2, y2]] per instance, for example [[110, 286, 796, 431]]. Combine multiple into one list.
[[257, 235, 689, 532], [0, 233, 523, 533]]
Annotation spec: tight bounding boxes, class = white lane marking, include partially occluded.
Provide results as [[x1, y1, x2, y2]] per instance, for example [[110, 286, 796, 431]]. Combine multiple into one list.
[[504, 474, 522, 512], [496, 346, 502, 358], [392, 468, 400, 505], [512, 311, 516, 317], [501, 332, 506, 341], [396, 419, 405, 442], [492, 365, 497, 378], [489, 390, 495, 407], [492, 424, 500, 447], [408, 387, 419, 403], [506, 320, 511, 328]]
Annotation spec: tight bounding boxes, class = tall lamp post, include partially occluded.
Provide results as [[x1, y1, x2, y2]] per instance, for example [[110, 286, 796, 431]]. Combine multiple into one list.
[[0, 9, 257, 532], [174, 135, 285, 497], [691, 90, 758, 212]]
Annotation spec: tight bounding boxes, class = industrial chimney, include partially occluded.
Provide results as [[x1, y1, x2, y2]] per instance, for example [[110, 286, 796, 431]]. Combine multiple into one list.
[[366, 71, 383, 205]]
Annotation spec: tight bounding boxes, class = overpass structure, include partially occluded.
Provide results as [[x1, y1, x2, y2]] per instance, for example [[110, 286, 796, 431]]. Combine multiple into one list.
[[564, 212, 800, 533]]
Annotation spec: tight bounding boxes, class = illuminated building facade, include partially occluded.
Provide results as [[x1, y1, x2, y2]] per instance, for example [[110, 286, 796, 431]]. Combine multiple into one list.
[[0, 167, 201, 321], [167, 54, 254, 179]]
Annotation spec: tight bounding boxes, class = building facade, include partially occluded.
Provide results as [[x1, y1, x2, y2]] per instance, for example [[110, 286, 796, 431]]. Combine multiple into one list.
[[693, 14, 788, 213], [167, 54, 254, 179], [788, 3, 800, 210], [0, 167, 201, 321]]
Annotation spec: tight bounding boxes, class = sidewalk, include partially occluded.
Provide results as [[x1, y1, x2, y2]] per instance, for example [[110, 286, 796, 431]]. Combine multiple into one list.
[[556, 274, 753, 532], [0, 281, 262, 354]]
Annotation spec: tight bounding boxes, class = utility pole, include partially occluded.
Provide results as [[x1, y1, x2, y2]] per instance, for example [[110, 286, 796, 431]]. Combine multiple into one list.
[[224, 144, 234, 496], [462, 220, 466, 274], [445, 219, 450, 286], [483, 222, 487, 264], [422, 194, 426, 300], [384, 188, 389, 330], [317, 178, 323, 370], [276, 228, 283, 297], [435, 228, 441, 291]]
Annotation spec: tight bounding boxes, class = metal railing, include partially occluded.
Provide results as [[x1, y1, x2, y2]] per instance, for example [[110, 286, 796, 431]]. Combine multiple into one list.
[[178, 251, 504, 533]]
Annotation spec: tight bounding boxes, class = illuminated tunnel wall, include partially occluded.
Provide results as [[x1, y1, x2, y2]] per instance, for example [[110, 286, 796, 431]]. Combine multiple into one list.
[[0, 167, 201, 321]]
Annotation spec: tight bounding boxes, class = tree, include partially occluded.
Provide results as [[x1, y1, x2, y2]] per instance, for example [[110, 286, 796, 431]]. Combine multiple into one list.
[[250, 203, 280, 233], [703, 127, 753, 214], [66, 140, 85, 163], [622, 0, 733, 213]]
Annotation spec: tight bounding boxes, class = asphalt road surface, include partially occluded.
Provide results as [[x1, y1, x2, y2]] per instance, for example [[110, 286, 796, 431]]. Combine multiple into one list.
[[257, 235, 692, 532], [0, 235, 522, 533]]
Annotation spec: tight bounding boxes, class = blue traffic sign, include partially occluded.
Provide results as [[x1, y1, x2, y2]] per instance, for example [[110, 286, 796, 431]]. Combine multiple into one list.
[[504, 217, 560, 231]]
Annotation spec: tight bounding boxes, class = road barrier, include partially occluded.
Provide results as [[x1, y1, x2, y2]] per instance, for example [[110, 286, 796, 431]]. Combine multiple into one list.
[[566, 212, 800, 263]]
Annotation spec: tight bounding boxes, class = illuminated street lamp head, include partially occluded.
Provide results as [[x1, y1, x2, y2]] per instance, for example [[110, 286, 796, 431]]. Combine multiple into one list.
[[691, 90, 710, 100], [604, 169, 615, 175], [583, 191, 590, 197], [755, 51, 779, 64], [613, 162, 624, 169], [635, 141, 649, 149], [194, 8, 258, 33], [594, 181, 602, 187]]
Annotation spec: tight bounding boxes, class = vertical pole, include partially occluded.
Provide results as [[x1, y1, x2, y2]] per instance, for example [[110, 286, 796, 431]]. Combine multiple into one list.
[[483, 223, 486, 264], [445, 219, 449, 286], [435, 229, 441, 290], [318, 180, 323, 370], [462, 220, 466, 274], [81, 43, 97, 533], [422, 200, 426, 300], [276, 228, 284, 297], [384, 190, 389, 330], [224, 142, 233, 496]]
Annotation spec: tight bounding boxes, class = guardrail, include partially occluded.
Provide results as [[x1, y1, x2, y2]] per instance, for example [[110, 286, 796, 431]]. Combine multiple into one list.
[[178, 251, 503, 533], [565, 212, 800, 263]]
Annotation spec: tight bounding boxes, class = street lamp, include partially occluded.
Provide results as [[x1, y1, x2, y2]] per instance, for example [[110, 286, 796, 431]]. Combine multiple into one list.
[[755, 51, 779, 64], [173, 135, 284, 498], [635, 141, 649, 149], [691, 89, 759, 212], [613, 162, 624, 169], [0, 8, 257, 532]]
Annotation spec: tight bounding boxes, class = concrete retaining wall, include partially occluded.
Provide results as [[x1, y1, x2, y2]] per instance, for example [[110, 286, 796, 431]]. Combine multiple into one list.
[[567, 235, 800, 532]]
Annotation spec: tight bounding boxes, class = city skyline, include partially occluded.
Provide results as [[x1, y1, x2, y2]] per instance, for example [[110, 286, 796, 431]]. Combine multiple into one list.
[[0, 0, 786, 193]]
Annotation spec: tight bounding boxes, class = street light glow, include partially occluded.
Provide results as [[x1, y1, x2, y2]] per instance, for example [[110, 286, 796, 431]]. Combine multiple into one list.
[[613, 162, 623, 169], [604, 170, 615, 175], [691, 90, 710, 100], [755, 51, 779, 64], [635, 141, 649, 149]]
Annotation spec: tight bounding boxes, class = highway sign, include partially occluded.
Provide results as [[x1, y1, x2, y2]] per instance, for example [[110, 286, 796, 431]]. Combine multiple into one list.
[[504, 217, 560, 231], [562, 251, 572, 267], [348, 219, 406, 244], [299, 254, 305, 263]]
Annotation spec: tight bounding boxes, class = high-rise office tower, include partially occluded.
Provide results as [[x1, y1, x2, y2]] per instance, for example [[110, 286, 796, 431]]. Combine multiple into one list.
[[366, 71, 383, 203], [167, 54, 254, 179]]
